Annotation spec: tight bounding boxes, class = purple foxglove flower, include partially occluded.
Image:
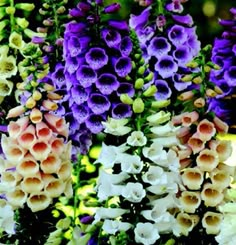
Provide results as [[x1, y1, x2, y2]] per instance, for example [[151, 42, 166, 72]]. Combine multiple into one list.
[[224, 66, 236, 87], [233, 44, 236, 55], [165, 0, 183, 13], [230, 7, 236, 16], [96, 73, 119, 95], [85, 47, 108, 70], [218, 19, 236, 27], [54, 104, 66, 117], [51, 63, 67, 89], [85, 114, 105, 134], [65, 112, 80, 134], [0, 125, 7, 133], [136, 26, 155, 45], [155, 55, 178, 78], [156, 15, 166, 30], [66, 22, 86, 34], [69, 8, 86, 17], [172, 14, 194, 26], [68, 36, 90, 57], [147, 37, 171, 57], [65, 56, 84, 75], [80, 215, 94, 224], [102, 28, 121, 48], [117, 82, 135, 97], [154, 79, 172, 100], [77, 2, 91, 12], [71, 103, 89, 123], [129, 6, 151, 30], [71, 85, 90, 105], [119, 36, 133, 56], [112, 103, 132, 118], [108, 20, 129, 31], [213, 79, 232, 98], [87, 93, 111, 114], [76, 65, 97, 88], [32, 36, 45, 44], [184, 27, 201, 56], [104, 3, 121, 13], [95, 0, 103, 5], [173, 45, 192, 65], [114, 57, 132, 77], [168, 24, 187, 46]]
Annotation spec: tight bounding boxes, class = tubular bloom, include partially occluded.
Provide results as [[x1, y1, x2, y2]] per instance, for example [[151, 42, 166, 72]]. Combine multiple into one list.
[[58, 0, 136, 155]]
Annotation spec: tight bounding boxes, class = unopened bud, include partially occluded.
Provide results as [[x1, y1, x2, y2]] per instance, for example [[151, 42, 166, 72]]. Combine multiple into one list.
[[213, 64, 221, 70], [132, 98, 145, 113], [194, 97, 205, 108], [56, 6, 66, 14], [135, 78, 144, 89], [25, 97, 36, 109], [144, 72, 154, 82], [16, 17, 29, 29], [138, 66, 145, 75], [204, 65, 211, 73], [42, 99, 58, 111], [181, 74, 193, 82], [214, 86, 223, 95], [178, 91, 194, 101], [47, 92, 63, 100], [5, 7, 15, 15], [30, 80, 38, 88], [186, 61, 198, 68], [15, 3, 35, 11], [32, 90, 42, 101], [192, 76, 203, 84], [43, 83, 55, 91], [206, 89, 217, 97], [120, 94, 133, 105], [132, 61, 136, 69], [143, 85, 157, 97], [151, 100, 170, 109]]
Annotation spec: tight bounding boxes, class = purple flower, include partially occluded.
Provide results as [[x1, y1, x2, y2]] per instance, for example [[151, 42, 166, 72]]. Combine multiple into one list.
[[165, 0, 183, 13], [173, 45, 192, 65], [154, 79, 172, 100], [71, 85, 90, 105], [68, 36, 90, 57], [156, 15, 166, 30], [76, 65, 97, 88], [104, 3, 121, 13], [129, 6, 151, 30], [51, 63, 67, 89], [71, 103, 90, 123], [172, 14, 194, 26], [136, 26, 155, 45], [114, 57, 132, 77], [172, 73, 191, 91], [168, 24, 187, 46], [117, 82, 135, 97], [32, 36, 45, 44], [155, 55, 178, 78], [65, 22, 87, 34], [147, 37, 171, 57], [87, 93, 111, 114], [102, 29, 121, 48], [108, 20, 129, 31], [119, 36, 133, 56], [224, 66, 236, 87], [112, 103, 132, 118], [85, 47, 108, 70], [96, 73, 119, 95], [85, 114, 105, 134]]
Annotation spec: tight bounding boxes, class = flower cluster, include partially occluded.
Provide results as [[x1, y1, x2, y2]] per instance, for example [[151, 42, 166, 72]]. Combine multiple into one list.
[[208, 7, 236, 130], [130, 0, 201, 102]]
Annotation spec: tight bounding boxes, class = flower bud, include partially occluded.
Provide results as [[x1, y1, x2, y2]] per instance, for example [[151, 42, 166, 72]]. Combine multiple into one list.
[[42, 99, 58, 111], [194, 97, 205, 108], [186, 61, 199, 68], [204, 65, 211, 73], [138, 66, 145, 75], [32, 90, 42, 101], [42, 83, 55, 91], [132, 98, 144, 113], [0, 20, 9, 32], [15, 3, 35, 11], [120, 94, 133, 105], [143, 85, 157, 97], [151, 100, 170, 109], [192, 76, 203, 84], [56, 6, 66, 14], [5, 7, 15, 15], [181, 74, 193, 82], [178, 91, 194, 101], [30, 108, 43, 124], [7, 105, 25, 119], [206, 89, 217, 97], [144, 72, 154, 82], [104, 3, 121, 13], [16, 17, 29, 29], [25, 97, 36, 109], [47, 92, 63, 100], [134, 78, 144, 89]]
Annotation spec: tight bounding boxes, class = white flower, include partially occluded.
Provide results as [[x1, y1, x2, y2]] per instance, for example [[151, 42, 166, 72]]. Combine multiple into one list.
[[127, 131, 147, 146], [94, 208, 129, 223], [147, 110, 171, 125], [215, 214, 236, 245], [0, 204, 15, 234], [142, 142, 167, 163], [122, 182, 146, 203], [94, 142, 129, 168], [150, 122, 180, 136], [142, 166, 167, 185], [152, 135, 180, 147], [0, 55, 17, 78], [102, 219, 132, 235], [134, 222, 160, 245], [118, 153, 144, 174], [102, 117, 132, 136]]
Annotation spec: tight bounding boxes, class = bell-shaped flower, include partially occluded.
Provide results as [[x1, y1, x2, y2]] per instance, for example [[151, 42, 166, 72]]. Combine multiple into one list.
[[50, 137, 64, 155], [152, 135, 180, 148], [0, 204, 15, 234], [0, 78, 13, 97], [6, 187, 28, 208], [2, 141, 27, 163], [29, 139, 51, 161], [57, 161, 72, 180], [181, 111, 199, 127], [201, 183, 224, 207], [147, 36, 171, 57], [150, 121, 179, 137], [17, 154, 39, 177], [21, 174, 44, 193], [142, 141, 167, 163], [17, 124, 37, 149], [134, 222, 160, 245], [154, 79, 172, 100], [181, 167, 204, 190], [122, 182, 146, 203], [202, 211, 223, 235], [76, 65, 97, 88], [45, 178, 65, 198], [155, 55, 178, 79], [87, 93, 111, 115], [27, 192, 52, 212], [36, 121, 53, 141], [196, 119, 216, 142], [213, 116, 229, 134], [147, 110, 171, 125], [119, 36, 133, 56], [0, 55, 17, 78], [7, 116, 29, 138], [119, 153, 144, 174], [102, 219, 132, 235], [1, 171, 22, 188], [209, 139, 233, 162], [187, 132, 205, 154], [175, 213, 199, 236], [142, 165, 167, 185], [95, 73, 119, 95], [41, 153, 61, 174], [126, 131, 147, 146], [114, 56, 132, 77], [101, 28, 121, 48], [179, 191, 201, 213], [209, 168, 231, 189], [196, 149, 219, 172], [6, 105, 26, 119], [85, 47, 108, 70], [94, 208, 129, 223], [173, 45, 192, 65]]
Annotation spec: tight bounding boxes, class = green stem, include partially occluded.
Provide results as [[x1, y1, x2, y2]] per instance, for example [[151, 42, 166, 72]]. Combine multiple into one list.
[[157, 0, 164, 14], [9, 0, 15, 33]]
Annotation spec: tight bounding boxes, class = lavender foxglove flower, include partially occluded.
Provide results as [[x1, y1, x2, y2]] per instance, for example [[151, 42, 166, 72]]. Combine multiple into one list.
[[85, 47, 109, 70]]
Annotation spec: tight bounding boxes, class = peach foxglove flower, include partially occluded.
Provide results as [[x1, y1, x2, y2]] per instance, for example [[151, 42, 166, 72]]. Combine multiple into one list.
[[181, 111, 199, 127], [179, 191, 201, 213], [213, 116, 229, 134], [6, 187, 27, 208], [196, 149, 219, 172], [134, 222, 160, 245], [57, 161, 72, 180], [30, 108, 43, 124], [17, 124, 37, 148], [102, 220, 132, 235], [127, 131, 147, 146], [202, 211, 222, 235], [27, 192, 52, 212], [187, 132, 205, 154], [1, 171, 22, 188], [45, 179, 65, 198], [50, 137, 64, 155], [181, 167, 204, 190], [209, 168, 231, 189], [41, 153, 61, 174], [102, 117, 132, 136], [6, 105, 25, 119], [196, 119, 216, 141], [122, 182, 146, 203], [209, 139, 233, 162], [201, 183, 224, 207], [36, 121, 53, 141], [29, 139, 51, 161], [7, 116, 29, 138], [16, 154, 39, 177], [21, 175, 44, 193]]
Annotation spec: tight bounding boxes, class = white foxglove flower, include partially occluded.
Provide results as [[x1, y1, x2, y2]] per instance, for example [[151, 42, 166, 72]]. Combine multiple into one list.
[[134, 222, 160, 245], [147, 110, 171, 125], [142, 165, 167, 185], [152, 135, 180, 147], [94, 142, 129, 168], [179, 191, 201, 213], [150, 122, 180, 136], [122, 182, 146, 203], [102, 219, 132, 235], [142, 142, 167, 163], [118, 153, 143, 174], [202, 211, 222, 235], [94, 208, 129, 223], [127, 131, 147, 146], [102, 117, 132, 136], [0, 204, 15, 234]]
